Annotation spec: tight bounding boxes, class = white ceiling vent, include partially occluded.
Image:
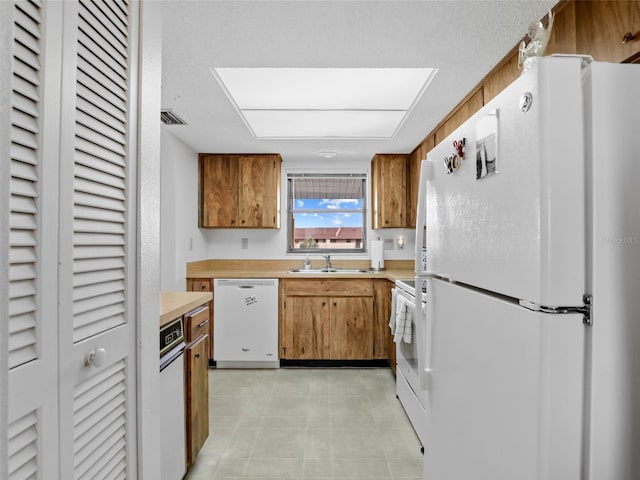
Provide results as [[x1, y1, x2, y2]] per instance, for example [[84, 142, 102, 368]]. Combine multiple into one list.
[[161, 109, 187, 125]]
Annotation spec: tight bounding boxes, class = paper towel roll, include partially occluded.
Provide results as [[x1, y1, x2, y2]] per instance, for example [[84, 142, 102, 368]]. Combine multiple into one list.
[[371, 240, 385, 270]]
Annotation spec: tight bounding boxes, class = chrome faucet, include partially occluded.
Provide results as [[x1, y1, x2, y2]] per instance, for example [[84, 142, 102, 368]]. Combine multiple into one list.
[[323, 255, 332, 270]]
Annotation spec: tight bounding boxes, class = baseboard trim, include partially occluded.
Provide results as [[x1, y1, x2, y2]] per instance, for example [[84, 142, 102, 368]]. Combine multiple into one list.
[[279, 359, 390, 368]]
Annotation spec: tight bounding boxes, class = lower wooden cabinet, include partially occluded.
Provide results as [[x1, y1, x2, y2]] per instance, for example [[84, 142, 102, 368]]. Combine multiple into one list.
[[329, 297, 373, 359], [186, 278, 214, 361], [281, 279, 376, 360], [185, 322, 209, 465], [283, 296, 329, 359], [373, 279, 393, 362]]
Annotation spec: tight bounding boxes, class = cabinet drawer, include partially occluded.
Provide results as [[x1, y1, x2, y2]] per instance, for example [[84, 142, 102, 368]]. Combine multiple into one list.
[[185, 306, 209, 342], [285, 279, 373, 297]]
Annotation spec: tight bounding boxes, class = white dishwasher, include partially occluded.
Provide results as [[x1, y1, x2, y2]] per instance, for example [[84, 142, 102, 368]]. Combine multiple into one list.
[[214, 278, 279, 368], [159, 317, 186, 480]]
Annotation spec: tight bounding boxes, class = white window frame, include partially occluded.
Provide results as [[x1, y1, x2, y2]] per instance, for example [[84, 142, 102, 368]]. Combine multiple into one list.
[[286, 173, 368, 254]]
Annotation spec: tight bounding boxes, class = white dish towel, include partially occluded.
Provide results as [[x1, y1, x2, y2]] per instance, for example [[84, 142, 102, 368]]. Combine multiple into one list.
[[393, 295, 413, 344]]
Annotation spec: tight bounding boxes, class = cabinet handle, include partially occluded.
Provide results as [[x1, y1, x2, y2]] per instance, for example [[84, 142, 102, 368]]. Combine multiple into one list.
[[195, 354, 200, 358], [198, 320, 208, 328]]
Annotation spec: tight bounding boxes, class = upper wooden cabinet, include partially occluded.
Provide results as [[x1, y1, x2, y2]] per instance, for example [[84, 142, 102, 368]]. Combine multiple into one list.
[[434, 90, 484, 146], [411, 1, 640, 167], [574, 1, 640, 64], [199, 154, 282, 228], [408, 136, 434, 228], [371, 154, 409, 228]]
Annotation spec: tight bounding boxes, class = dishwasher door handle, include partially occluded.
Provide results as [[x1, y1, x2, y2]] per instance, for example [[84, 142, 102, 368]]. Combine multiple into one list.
[[216, 279, 277, 288]]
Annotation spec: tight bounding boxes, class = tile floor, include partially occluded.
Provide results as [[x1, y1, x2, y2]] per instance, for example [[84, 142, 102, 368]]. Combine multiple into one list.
[[185, 367, 424, 480]]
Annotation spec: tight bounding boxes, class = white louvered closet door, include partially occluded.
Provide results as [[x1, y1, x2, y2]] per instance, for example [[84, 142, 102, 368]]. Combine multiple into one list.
[[57, 1, 139, 479], [6, 1, 62, 478]]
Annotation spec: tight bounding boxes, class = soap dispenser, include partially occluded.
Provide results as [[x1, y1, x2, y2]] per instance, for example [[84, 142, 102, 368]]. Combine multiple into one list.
[[304, 254, 311, 270]]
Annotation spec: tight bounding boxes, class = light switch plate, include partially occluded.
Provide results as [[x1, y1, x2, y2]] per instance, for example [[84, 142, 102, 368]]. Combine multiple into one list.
[[241, 238, 248, 249], [383, 239, 394, 250]]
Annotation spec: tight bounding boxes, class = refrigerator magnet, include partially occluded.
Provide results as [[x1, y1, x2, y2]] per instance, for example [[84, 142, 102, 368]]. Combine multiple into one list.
[[444, 154, 461, 174]]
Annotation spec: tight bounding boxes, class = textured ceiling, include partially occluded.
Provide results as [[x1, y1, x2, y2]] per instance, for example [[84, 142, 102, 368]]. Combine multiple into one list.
[[161, 0, 556, 162]]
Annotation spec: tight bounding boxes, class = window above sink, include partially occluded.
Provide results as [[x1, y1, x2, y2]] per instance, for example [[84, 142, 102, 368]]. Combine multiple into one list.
[[287, 173, 367, 254]]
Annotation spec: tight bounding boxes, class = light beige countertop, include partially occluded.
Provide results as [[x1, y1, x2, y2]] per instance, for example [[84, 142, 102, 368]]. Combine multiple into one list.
[[160, 291, 212, 327], [185, 259, 415, 283]]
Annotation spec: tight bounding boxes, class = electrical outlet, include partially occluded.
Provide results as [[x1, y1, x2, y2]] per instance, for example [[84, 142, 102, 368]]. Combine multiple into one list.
[[383, 239, 394, 250], [189, 238, 193, 251], [241, 238, 248, 249]]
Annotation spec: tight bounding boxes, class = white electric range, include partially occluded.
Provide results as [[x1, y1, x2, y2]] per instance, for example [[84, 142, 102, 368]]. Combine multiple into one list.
[[393, 278, 427, 447]]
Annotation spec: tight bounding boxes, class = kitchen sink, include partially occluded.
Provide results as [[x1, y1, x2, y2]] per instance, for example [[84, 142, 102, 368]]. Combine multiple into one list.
[[288, 268, 369, 274]]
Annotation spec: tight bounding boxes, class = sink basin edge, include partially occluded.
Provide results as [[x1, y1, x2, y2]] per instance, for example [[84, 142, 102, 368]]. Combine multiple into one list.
[[288, 268, 369, 274]]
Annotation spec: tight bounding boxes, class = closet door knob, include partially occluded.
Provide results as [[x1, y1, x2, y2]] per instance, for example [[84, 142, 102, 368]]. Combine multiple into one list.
[[86, 348, 106, 368]]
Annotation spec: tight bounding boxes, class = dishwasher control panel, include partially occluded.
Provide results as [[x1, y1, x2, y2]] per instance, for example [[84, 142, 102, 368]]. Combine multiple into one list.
[[160, 317, 185, 357]]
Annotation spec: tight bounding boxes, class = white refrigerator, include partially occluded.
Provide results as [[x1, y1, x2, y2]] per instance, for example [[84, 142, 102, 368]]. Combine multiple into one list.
[[414, 55, 640, 480]]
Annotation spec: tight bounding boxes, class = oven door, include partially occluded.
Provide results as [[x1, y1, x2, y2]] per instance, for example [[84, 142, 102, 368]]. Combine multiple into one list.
[[395, 293, 426, 407]]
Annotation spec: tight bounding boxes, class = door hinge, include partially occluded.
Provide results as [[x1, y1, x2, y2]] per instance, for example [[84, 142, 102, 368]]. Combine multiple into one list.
[[520, 294, 592, 326], [550, 294, 592, 327]]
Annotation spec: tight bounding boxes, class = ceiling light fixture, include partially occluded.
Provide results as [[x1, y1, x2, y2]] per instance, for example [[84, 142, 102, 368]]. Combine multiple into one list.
[[211, 67, 437, 139], [319, 151, 337, 159]]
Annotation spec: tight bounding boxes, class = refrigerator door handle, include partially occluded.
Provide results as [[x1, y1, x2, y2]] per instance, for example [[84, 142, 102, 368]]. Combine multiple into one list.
[[423, 368, 432, 391], [419, 291, 435, 391], [416, 272, 444, 279], [414, 160, 433, 275]]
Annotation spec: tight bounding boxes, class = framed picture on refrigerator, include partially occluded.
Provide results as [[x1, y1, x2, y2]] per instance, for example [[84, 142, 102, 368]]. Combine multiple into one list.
[[476, 109, 498, 180]]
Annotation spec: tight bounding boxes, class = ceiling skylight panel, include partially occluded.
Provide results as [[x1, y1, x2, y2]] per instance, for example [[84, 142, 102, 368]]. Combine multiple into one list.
[[214, 68, 435, 110], [244, 110, 406, 138], [211, 67, 437, 139]]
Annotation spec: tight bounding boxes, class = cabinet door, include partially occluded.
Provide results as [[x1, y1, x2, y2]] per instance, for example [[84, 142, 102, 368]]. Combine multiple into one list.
[[575, 1, 640, 64], [283, 296, 329, 359], [330, 296, 374, 359], [434, 89, 484, 145], [188, 278, 212, 292], [186, 279, 214, 361], [371, 154, 408, 228], [238, 155, 281, 228], [373, 280, 392, 359], [199, 154, 239, 227], [186, 335, 209, 465], [483, 52, 521, 104], [408, 138, 432, 228], [199, 154, 281, 228]]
